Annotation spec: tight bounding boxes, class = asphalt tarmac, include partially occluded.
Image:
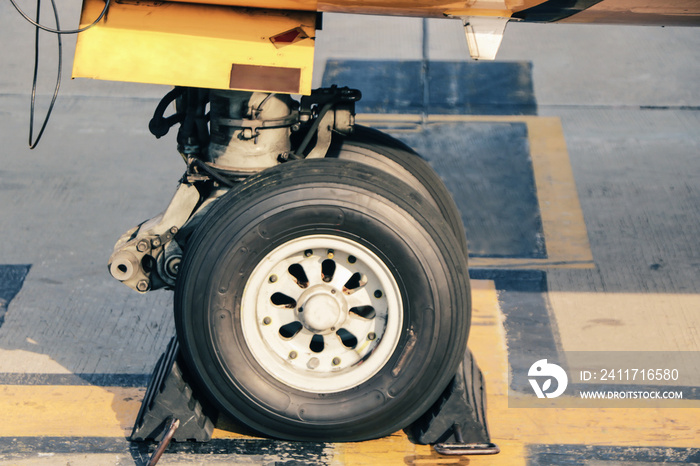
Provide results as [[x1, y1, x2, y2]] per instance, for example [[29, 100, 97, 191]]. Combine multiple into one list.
[[1, 2, 699, 464]]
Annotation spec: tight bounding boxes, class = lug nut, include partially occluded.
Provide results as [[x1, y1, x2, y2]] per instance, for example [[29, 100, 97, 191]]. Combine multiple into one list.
[[136, 280, 150, 292], [136, 240, 150, 253]]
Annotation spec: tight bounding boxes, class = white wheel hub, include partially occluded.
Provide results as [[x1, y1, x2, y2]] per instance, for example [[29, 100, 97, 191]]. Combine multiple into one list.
[[241, 235, 403, 393]]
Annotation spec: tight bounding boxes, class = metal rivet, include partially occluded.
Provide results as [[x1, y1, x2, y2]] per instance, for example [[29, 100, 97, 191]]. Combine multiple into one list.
[[263, 317, 272, 325], [304, 249, 313, 257], [289, 351, 297, 359], [374, 290, 383, 298], [368, 332, 377, 341], [332, 357, 341, 366], [269, 274, 278, 283]]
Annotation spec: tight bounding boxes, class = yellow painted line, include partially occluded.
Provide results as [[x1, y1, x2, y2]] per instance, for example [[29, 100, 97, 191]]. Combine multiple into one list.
[[526, 116, 593, 268], [356, 114, 595, 270], [468, 279, 700, 451], [1, 280, 696, 461], [0, 386, 144, 438]]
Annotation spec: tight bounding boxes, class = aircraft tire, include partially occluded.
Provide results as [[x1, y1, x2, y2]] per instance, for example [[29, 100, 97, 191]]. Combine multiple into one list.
[[174, 158, 471, 442], [328, 125, 469, 256]]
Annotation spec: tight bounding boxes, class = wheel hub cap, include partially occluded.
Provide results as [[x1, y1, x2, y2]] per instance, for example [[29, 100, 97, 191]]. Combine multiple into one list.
[[298, 285, 346, 334]]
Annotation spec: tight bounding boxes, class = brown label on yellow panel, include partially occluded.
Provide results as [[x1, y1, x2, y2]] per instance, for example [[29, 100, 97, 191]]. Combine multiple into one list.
[[270, 27, 310, 49], [230, 64, 301, 94]]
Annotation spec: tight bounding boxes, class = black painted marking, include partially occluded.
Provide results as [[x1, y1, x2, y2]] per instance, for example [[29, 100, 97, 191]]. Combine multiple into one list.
[[0, 373, 149, 387], [322, 60, 537, 115], [512, 0, 605, 23], [527, 444, 700, 465], [0, 437, 332, 464], [469, 269, 560, 393], [391, 123, 546, 259], [0, 264, 31, 328]]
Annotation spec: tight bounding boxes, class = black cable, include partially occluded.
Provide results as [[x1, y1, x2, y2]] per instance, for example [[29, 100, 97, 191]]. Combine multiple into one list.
[[8, 0, 111, 34], [10, 0, 111, 148], [191, 159, 236, 188], [28, 0, 61, 149]]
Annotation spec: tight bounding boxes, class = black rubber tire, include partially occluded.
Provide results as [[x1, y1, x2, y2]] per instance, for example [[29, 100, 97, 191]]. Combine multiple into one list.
[[327, 125, 469, 256], [175, 158, 471, 442]]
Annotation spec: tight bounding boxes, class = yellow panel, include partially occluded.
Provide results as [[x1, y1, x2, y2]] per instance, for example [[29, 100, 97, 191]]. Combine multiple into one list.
[[73, 0, 317, 94]]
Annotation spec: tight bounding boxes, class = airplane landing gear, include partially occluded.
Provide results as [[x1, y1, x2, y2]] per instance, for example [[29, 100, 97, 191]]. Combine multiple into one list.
[[116, 86, 486, 443]]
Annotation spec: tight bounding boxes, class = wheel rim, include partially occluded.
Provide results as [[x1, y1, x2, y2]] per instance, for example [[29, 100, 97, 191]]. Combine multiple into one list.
[[241, 234, 403, 393]]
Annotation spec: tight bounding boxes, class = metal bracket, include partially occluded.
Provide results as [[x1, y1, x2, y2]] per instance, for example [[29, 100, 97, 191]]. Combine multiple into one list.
[[461, 16, 509, 60], [303, 104, 336, 159], [292, 86, 360, 159]]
